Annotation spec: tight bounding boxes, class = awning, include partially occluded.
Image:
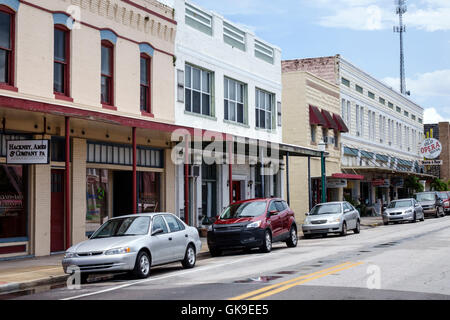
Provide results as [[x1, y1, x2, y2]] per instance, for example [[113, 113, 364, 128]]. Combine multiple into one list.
[[321, 110, 339, 130], [309, 105, 327, 126], [331, 173, 365, 180], [333, 113, 349, 133]]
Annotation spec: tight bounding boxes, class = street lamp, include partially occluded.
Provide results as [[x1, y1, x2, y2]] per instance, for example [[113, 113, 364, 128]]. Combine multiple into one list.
[[318, 140, 327, 204]]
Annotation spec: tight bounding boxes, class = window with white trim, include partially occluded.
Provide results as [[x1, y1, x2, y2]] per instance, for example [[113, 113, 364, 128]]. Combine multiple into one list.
[[223, 22, 246, 51], [185, 2, 212, 36], [254, 39, 274, 64], [185, 64, 213, 116], [224, 77, 245, 124], [255, 88, 274, 130]]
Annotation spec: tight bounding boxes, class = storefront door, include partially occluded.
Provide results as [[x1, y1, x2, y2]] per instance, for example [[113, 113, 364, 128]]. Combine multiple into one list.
[[113, 171, 133, 217], [232, 181, 241, 203], [51, 169, 65, 252]]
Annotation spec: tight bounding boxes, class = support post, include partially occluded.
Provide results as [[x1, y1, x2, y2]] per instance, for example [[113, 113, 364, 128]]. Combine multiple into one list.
[[308, 156, 312, 210], [184, 135, 189, 225], [65, 116, 71, 249], [132, 127, 137, 214], [228, 140, 233, 205], [286, 152, 290, 205], [321, 151, 327, 203]]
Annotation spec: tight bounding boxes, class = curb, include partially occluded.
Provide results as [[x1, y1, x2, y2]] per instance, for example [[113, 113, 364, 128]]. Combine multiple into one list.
[[0, 274, 69, 295]]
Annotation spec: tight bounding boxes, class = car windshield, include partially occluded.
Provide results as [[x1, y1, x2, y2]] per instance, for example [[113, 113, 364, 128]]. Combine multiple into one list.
[[220, 201, 267, 219], [415, 193, 435, 202], [388, 200, 412, 208], [310, 203, 342, 215], [91, 216, 150, 239], [438, 192, 448, 200]]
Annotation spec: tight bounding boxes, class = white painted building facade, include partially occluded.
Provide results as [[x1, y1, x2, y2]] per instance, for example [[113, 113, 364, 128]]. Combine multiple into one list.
[[338, 57, 425, 206], [171, 0, 283, 226]]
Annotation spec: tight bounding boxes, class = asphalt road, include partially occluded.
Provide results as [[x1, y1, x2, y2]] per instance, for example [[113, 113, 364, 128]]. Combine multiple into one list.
[[7, 216, 450, 300]]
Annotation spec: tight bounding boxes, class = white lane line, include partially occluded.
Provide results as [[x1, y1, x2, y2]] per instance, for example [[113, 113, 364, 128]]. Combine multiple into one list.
[[61, 253, 272, 300]]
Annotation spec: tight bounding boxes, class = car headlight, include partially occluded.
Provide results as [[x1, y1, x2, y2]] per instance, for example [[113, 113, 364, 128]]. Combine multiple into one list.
[[207, 224, 214, 231], [105, 247, 131, 255], [246, 221, 262, 229], [304, 217, 311, 224], [64, 252, 76, 259], [328, 217, 341, 223], [405, 209, 413, 214]]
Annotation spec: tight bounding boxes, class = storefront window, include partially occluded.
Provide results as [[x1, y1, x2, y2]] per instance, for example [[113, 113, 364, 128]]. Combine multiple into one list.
[[86, 169, 109, 237], [0, 165, 27, 240], [138, 172, 160, 213], [202, 163, 217, 218]]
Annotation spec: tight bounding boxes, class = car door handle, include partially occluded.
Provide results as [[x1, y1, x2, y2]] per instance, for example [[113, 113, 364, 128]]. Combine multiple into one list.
[[185, 234, 188, 238], [168, 237, 172, 241]]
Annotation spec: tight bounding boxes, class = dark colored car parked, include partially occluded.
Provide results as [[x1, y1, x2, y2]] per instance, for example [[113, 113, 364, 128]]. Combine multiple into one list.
[[437, 191, 450, 215], [207, 198, 297, 256]]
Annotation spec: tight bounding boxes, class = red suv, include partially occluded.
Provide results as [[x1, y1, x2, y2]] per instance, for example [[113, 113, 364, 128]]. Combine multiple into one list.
[[207, 198, 297, 256], [438, 191, 450, 215]]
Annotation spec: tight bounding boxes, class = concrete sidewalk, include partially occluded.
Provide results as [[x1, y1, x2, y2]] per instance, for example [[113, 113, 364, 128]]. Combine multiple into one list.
[[360, 215, 384, 228], [0, 237, 210, 295]]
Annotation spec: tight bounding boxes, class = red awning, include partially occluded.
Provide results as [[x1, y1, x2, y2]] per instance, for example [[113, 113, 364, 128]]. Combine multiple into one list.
[[333, 113, 349, 133], [321, 110, 339, 130], [309, 105, 327, 126], [331, 173, 365, 180]]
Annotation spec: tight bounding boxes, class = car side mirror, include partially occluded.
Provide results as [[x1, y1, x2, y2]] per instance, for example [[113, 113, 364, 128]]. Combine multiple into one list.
[[305, 212, 310, 216], [344, 208, 351, 213], [269, 210, 279, 216], [151, 228, 164, 236]]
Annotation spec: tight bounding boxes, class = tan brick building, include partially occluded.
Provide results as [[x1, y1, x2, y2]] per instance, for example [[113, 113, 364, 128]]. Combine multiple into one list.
[[0, 0, 182, 259], [282, 68, 347, 227]]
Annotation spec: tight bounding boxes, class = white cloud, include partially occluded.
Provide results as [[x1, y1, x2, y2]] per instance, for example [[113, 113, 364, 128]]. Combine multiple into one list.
[[424, 108, 447, 123], [313, 0, 450, 31]]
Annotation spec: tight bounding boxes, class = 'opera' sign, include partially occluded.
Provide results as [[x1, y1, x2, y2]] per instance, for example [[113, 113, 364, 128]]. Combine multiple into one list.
[[420, 138, 442, 159]]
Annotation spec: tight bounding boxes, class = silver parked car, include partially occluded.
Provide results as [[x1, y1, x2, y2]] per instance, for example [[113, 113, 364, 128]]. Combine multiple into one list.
[[62, 213, 202, 282], [414, 192, 445, 218], [382, 198, 424, 225], [302, 202, 360, 238]]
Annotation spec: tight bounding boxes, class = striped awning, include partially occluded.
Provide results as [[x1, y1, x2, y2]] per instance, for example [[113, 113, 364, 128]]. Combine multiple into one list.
[[309, 105, 327, 126], [333, 113, 349, 133], [321, 110, 339, 130]]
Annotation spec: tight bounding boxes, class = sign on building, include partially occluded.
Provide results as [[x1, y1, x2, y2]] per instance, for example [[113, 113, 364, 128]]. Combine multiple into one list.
[[7, 140, 50, 164], [420, 138, 442, 159], [419, 159, 443, 166], [327, 179, 347, 188]]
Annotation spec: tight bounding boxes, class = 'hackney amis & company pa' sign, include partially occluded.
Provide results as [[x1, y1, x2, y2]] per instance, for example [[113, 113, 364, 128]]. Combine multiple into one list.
[[7, 140, 50, 164]]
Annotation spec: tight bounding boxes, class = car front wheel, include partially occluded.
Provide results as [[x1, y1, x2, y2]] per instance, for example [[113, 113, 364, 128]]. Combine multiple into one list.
[[340, 222, 347, 237], [354, 220, 360, 233], [260, 230, 272, 253], [133, 251, 151, 279], [182, 244, 196, 269]]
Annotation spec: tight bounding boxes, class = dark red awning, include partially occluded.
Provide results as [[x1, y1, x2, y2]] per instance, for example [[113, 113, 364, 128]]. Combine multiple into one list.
[[332, 173, 365, 180], [309, 105, 327, 126], [333, 113, 349, 133], [321, 110, 339, 130]]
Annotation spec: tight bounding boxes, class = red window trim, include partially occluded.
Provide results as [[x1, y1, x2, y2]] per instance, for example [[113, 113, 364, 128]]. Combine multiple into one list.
[[0, 5, 15, 89], [140, 53, 152, 114], [54, 24, 71, 100], [101, 40, 115, 108]]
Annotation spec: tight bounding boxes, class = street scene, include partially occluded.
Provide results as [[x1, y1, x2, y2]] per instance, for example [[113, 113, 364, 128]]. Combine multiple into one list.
[[0, 0, 450, 307]]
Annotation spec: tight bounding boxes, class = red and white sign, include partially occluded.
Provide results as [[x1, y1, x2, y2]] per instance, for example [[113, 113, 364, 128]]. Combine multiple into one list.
[[420, 138, 442, 159]]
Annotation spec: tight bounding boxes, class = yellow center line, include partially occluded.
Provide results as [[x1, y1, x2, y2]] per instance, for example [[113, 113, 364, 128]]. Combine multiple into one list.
[[228, 261, 354, 301], [248, 261, 364, 300]]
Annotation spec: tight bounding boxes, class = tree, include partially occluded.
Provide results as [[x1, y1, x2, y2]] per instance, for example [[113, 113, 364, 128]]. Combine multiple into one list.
[[430, 178, 448, 191], [404, 176, 424, 197]]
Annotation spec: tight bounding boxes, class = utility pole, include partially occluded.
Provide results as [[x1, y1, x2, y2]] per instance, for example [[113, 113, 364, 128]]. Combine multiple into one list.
[[394, 0, 407, 95]]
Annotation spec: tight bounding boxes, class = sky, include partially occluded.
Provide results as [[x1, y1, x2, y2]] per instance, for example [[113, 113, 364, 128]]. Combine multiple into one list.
[[162, 0, 450, 124]]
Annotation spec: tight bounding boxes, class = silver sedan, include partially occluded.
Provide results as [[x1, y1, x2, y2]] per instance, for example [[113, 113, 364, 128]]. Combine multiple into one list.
[[62, 213, 202, 282], [382, 198, 425, 225], [302, 202, 361, 238]]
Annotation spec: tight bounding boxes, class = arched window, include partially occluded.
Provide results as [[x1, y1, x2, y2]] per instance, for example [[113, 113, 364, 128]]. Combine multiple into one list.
[[0, 4, 16, 89], [140, 53, 151, 114]]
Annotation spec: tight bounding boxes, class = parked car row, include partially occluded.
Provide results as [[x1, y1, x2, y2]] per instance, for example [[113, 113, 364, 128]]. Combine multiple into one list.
[[62, 192, 449, 283]]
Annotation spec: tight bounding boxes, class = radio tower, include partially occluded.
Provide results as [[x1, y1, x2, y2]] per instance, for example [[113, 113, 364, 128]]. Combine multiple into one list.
[[394, 0, 407, 95]]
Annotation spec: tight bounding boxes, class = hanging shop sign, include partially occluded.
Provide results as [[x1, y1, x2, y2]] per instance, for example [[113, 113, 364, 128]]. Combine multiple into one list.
[[327, 179, 347, 188], [420, 138, 442, 159], [419, 159, 443, 166], [6, 140, 50, 164], [372, 179, 390, 187]]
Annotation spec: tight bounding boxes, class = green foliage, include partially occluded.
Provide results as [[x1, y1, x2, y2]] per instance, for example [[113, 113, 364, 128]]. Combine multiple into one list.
[[404, 176, 424, 196], [431, 178, 449, 191]]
